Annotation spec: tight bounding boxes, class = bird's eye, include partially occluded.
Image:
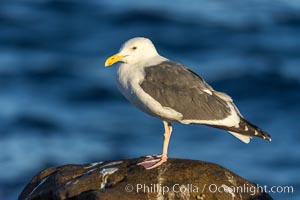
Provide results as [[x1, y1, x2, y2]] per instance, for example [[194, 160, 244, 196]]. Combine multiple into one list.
[[132, 46, 137, 50]]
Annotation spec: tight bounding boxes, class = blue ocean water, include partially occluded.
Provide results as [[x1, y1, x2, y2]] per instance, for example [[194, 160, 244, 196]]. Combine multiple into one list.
[[0, 0, 299, 199]]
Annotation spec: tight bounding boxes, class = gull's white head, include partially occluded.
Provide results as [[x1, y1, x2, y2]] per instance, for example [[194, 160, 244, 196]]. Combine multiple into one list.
[[105, 37, 159, 66]]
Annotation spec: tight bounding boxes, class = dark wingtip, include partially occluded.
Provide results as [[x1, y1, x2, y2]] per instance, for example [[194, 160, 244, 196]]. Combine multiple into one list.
[[262, 131, 272, 142]]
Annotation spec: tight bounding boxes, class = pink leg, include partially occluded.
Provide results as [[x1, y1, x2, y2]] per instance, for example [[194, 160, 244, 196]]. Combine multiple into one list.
[[137, 121, 172, 169]]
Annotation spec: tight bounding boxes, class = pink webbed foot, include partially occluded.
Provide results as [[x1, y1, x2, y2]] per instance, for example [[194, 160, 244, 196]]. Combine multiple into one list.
[[137, 155, 167, 169]]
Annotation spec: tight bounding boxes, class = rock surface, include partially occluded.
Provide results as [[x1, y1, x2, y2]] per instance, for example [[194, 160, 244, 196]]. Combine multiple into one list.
[[19, 157, 273, 200]]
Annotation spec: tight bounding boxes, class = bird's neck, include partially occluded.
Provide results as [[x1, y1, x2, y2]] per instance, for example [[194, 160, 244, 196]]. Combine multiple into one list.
[[143, 55, 168, 67], [130, 55, 168, 69]]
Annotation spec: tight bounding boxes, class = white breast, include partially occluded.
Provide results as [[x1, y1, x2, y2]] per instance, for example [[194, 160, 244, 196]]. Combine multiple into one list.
[[116, 63, 152, 114]]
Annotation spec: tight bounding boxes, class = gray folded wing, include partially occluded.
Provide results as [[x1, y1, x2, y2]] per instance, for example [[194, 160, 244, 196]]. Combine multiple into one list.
[[140, 61, 232, 121]]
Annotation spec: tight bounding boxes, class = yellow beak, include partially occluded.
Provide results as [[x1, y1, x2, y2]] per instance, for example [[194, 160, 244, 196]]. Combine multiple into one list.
[[104, 53, 125, 67]]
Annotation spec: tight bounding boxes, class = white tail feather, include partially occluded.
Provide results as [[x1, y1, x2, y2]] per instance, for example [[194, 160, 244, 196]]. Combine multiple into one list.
[[228, 131, 252, 144]]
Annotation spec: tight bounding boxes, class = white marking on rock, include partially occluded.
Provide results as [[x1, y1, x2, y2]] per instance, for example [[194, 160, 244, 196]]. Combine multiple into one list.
[[85, 161, 103, 169], [86, 168, 97, 174], [26, 176, 49, 200], [245, 126, 248, 131], [221, 184, 236, 200], [100, 168, 119, 189], [100, 161, 123, 168], [100, 167, 119, 176], [254, 130, 258, 135], [66, 178, 81, 186]]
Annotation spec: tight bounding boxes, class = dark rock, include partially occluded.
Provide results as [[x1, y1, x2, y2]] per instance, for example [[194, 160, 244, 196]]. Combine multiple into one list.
[[19, 158, 273, 200]]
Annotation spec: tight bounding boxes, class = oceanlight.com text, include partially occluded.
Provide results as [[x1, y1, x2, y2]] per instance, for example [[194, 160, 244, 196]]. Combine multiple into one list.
[[124, 183, 294, 196]]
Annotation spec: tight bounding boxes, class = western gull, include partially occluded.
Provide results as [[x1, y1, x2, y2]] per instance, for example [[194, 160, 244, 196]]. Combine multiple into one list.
[[104, 37, 271, 169]]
